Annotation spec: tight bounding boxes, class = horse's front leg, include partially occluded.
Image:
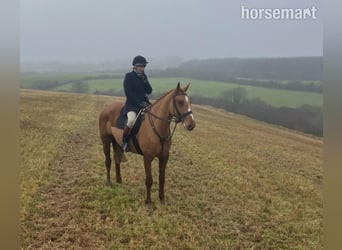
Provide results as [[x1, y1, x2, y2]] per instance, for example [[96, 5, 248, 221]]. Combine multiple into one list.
[[158, 152, 169, 204], [143, 155, 153, 210]]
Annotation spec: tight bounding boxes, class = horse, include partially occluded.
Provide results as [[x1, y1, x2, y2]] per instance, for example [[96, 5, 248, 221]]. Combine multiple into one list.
[[98, 82, 196, 210]]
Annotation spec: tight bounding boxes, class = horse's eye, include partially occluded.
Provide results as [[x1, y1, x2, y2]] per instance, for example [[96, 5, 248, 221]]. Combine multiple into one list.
[[178, 100, 184, 106]]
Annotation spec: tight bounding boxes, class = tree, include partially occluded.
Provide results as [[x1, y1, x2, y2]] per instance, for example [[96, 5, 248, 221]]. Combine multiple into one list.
[[71, 81, 89, 93], [222, 87, 247, 108]]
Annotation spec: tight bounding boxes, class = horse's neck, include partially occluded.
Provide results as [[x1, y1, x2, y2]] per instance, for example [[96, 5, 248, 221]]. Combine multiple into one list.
[[149, 93, 173, 132]]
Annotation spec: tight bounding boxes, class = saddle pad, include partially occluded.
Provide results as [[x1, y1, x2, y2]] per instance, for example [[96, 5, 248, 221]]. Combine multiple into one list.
[[115, 114, 127, 130]]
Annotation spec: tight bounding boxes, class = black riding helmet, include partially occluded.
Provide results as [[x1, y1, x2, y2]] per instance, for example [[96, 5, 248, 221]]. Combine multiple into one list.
[[132, 55, 148, 66]]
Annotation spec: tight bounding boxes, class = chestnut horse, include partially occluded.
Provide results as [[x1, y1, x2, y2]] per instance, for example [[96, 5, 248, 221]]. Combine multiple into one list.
[[98, 82, 195, 209]]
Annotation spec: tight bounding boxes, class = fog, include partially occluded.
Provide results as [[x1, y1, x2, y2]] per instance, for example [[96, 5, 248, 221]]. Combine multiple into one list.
[[20, 0, 322, 64]]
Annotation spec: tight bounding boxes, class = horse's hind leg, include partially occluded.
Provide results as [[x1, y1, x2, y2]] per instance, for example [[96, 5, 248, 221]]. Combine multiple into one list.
[[112, 140, 123, 183], [102, 136, 113, 186]]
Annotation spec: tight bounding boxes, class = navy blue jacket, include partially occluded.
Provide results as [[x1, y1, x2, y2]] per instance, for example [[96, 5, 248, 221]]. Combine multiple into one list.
[[122, 70, 152, 115]]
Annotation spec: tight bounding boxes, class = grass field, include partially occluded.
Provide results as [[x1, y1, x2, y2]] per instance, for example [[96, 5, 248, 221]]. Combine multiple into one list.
[[21, 73, 322, 108], [59, 77, 323, 108], [20, 72, 94, 88], [20, 89, 322, 249]]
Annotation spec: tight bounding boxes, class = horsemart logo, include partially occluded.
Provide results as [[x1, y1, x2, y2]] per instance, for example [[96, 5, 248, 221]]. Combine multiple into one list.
[[241, 6, 318, 20]]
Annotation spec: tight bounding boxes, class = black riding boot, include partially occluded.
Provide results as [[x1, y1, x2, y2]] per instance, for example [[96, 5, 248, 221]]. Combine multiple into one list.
[[122, 125, 132, 152]]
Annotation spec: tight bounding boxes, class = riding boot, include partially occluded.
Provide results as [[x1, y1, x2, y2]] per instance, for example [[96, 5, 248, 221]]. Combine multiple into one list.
[[122, 125, 132, 152]]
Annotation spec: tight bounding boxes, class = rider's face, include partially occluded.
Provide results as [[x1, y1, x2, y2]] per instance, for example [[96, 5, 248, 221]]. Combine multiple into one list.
[[135, 65, 145, 74]]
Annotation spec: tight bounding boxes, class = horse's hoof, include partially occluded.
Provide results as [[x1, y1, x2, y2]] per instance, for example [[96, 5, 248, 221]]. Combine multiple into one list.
[[121, 155, 128, 162], [116, 178, 122, 184], [106, 180, 113, 187], [146, 203, 153, 215]]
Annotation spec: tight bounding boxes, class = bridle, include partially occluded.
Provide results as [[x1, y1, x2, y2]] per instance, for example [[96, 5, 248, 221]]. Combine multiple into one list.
[[172, 94, 193, 124], [144, 93, 193, 150]]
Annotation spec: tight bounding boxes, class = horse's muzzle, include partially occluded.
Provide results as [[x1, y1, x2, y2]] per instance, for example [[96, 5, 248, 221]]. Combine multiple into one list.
[[185, 121, 195, 131]]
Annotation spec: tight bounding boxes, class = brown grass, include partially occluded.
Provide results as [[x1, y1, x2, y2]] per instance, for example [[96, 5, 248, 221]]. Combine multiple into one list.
[[20, 89, 322, 249]]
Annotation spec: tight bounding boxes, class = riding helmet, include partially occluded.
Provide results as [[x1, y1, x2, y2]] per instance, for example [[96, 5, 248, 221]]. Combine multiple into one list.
[[132, 55, 148, 66]]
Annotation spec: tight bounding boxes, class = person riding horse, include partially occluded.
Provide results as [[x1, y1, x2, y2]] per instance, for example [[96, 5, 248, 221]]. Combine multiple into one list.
[[122, 55, 152, 151]]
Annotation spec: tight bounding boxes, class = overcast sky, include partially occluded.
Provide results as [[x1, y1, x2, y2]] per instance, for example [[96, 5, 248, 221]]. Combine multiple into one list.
[[20, 0, 322, 62]]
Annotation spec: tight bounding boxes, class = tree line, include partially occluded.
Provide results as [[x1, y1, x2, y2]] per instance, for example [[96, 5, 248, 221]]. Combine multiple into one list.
[[148, 57, 323, 93], [192, 87, 322, 137]]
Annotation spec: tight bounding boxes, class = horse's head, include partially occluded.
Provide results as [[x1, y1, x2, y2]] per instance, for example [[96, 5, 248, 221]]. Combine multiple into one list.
[[171, 82, 196, 131]]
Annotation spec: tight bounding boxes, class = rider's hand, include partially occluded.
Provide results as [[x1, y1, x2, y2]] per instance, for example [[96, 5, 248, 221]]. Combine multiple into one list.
[[140, 101, 150, 108]]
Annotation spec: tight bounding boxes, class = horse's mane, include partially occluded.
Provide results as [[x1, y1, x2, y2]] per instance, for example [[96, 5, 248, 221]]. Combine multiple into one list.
[[151, 88, 176, 106]]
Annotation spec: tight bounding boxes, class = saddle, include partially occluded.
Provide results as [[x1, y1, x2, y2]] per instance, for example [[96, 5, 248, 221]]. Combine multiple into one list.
[[116, 108, 145, 154]]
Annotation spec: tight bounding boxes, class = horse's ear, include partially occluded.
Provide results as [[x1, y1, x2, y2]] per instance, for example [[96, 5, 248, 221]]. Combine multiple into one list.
[[183, 82, 191, 92], [176, 82, 181, 91]]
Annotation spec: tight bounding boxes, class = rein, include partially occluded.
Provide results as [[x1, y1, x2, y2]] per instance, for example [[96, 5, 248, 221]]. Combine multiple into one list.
[[144, 93, 193, 152]]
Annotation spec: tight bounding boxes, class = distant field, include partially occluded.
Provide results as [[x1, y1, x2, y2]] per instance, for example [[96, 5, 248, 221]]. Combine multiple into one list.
[[21, 73, 322, 108], [150, 78, 322, 108], [77, 77, 322, 108], [20, 72, 95, 88], [234, 77, 322, 85]]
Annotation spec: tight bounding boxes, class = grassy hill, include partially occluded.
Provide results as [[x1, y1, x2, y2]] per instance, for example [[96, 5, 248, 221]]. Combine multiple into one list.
[[20, 89, 322, 249]]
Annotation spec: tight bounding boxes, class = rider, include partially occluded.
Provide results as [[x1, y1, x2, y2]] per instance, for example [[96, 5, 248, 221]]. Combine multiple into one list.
[[122, 55, 152, 151]]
